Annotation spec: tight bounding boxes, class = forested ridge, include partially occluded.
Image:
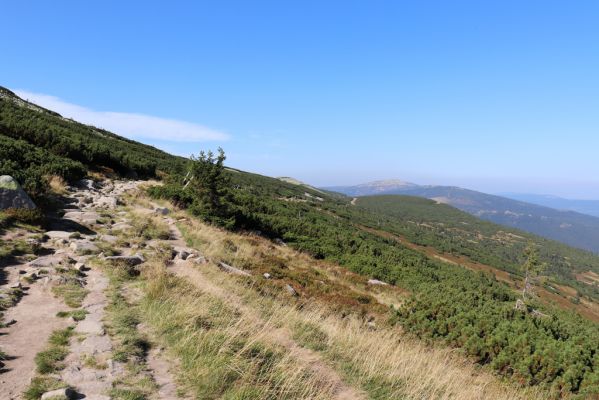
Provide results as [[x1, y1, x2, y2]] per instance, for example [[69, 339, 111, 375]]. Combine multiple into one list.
[[2, 87, 599, 396], [0, 86, 186, 197]]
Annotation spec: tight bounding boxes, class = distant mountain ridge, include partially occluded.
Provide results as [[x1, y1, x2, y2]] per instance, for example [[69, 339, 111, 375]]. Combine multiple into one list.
[[324, 180, 599, 254], [501, 193, 599, 218]]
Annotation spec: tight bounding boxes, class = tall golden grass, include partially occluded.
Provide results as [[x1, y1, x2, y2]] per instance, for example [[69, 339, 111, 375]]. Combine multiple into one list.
[[125, 192, 549, 399]]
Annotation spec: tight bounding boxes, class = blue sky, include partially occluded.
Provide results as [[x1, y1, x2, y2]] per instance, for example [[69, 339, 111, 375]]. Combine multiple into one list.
[[2, 1, 599, 198]]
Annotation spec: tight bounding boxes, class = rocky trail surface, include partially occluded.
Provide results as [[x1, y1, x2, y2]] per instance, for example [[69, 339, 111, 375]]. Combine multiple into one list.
[[0, 180, 182, 399], [1, 178, 366, 400]]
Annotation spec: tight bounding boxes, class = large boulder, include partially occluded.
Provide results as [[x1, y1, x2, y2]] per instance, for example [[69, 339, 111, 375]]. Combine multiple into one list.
[[0, 175, 36, 210]]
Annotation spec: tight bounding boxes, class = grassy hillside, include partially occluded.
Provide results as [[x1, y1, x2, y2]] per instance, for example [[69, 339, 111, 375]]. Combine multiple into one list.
[[3, 87, 599, 395], [152, 171, 599, 395], [0, 86, 186, 197]]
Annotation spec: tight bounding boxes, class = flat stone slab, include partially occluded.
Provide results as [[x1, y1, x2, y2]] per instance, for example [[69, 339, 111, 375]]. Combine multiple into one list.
[[99, 234, 118, 244], [218, 262, 251, 276], [75, 319, 105, 336], [28, 254, 71, 268], [80, 334, 112, 354], [110, 222, 133, 231], [70, 241, 100, 254], [45, 231, 73, 240], [63, 211, 100, 224]]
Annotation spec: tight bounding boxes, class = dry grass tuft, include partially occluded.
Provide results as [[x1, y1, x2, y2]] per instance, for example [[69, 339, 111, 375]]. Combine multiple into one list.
[[45, 175, 68, 195]]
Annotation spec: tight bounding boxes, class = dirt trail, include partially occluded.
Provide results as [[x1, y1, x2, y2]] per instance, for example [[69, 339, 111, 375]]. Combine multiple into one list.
[[0, 283, 69, 399], [0, 180, 185, 399], [153, 207, 367, 400]]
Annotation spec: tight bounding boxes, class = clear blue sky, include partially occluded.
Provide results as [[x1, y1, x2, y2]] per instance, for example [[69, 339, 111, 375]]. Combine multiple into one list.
[[2, 1, 599, 198]]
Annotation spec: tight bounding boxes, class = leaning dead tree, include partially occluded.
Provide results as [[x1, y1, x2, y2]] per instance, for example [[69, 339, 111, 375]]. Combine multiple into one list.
[[182, 170, 193, 189], [514, 243, 548, 317]]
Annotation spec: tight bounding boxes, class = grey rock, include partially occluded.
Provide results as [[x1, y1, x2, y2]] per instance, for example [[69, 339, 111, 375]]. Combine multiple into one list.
[[263, 273, 271, 279], [99, 234, 118, 244], [0, 175, 36, 209], [70, 240, 100, 254], [154, 206, 170, 215], [95, 196, 118, 209], [75, 262, 87, 272], [111, 222, 133, 232], [217, 262, 251, 276], [190, 255, 208, 265], [173, 246, 194, 260], [285, 284, 298, 297], [76, 179, 97, 190], [45, 231, 73, 240], [80, 334, 112, 353], [75, 319, 105, 335]]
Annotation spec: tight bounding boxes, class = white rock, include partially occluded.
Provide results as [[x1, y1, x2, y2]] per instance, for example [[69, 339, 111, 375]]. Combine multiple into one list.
[[41, 387, 75, 400], [217, 262, 251, 276], [367, 279, 388, 286], [285, 284, 298, 297]]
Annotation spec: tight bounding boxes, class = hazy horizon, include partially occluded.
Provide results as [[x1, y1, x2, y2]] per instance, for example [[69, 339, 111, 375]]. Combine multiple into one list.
[[3, 1, 599, 199]]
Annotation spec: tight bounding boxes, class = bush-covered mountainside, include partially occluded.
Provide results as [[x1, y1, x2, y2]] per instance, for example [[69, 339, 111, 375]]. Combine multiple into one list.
[[353, 195, 599, 301], [152, 169, 599, 395], [0, 86, 186, 197], [326, 180, 599, 254], [3, 87, 599, 396]]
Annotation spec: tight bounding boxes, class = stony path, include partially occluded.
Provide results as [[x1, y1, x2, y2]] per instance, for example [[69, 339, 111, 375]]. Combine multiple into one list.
[[0, 179, 184, 399], [1, 178, 365, 399], [0, 281, 69, 399]]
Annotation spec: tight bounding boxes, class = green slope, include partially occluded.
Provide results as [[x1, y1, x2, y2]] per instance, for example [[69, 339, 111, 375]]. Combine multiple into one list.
[[0, 86, 186, 197], [3, 86, 599, 394], [353, 195, 599, 300]]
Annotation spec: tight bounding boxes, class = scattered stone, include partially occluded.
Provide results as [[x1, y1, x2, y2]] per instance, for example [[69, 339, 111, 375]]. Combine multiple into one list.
[[217, 262, 251, 276], [99, 234, 118, 244], [63, 211, 100, 225], [9, 282, 22, 289], [263, 273, 271, 279], [45, 231, 73, 240], [274, 238, 287, 246], [70, 241, 100, 255], [190, 255, 208, 265], [154, 207, 170, 215], [40, 387, 76, 400], [367, 279, 388, 286], [0, 175, 36, 209], [95, 196, 118, 209], [172, 246, 193, 260], [75, 262, 87, 272], [285, 284, 298, 297], [111, 222, 133, 232], [21, 271, 38, 281]]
